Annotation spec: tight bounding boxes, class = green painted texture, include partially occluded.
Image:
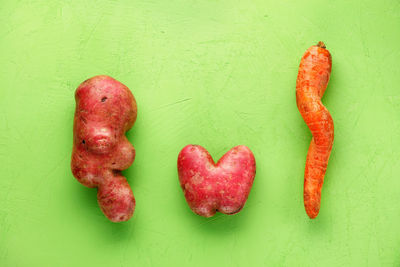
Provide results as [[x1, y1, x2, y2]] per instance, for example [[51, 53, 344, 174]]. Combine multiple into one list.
[[0, 0, 399, 266]]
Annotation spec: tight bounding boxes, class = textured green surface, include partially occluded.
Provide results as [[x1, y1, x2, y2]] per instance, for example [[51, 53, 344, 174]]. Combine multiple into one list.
[[0, 0, 400, 266]]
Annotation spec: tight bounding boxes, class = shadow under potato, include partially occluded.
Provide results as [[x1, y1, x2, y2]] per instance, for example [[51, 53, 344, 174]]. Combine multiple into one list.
[[176, 193, 252, 236], [71, 182, 136, 239]]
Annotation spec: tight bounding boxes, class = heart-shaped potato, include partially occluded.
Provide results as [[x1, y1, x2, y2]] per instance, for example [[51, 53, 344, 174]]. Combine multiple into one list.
[[177, 145, 256, 217]]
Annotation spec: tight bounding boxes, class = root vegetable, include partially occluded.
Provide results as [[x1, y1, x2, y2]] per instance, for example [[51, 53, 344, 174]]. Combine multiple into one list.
[[296, 42, 333, 219], [71, 75, 137, 222], [177, 145, 256, 217]]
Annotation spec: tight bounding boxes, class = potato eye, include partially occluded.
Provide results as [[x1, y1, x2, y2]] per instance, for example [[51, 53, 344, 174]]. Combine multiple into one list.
[[101, 97, 107, 102], [82, 140, 86, 144]]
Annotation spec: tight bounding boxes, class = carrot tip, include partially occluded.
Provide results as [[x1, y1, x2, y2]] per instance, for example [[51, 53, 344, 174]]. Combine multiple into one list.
[[317, 41, 326, 48], [305, 205, 320, 219], [307, 213, 318, 219]]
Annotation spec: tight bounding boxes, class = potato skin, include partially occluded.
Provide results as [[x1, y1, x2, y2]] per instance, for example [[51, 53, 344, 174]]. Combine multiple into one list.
[[177, 145, 256, 217], [71, 75, 137, 222]]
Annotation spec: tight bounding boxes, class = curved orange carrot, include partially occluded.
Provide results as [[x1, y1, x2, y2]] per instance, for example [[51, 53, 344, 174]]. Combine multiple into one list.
[[296, 41, 333, 219]]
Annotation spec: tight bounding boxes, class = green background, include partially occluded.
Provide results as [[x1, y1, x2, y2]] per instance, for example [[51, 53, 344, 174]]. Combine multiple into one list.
[[0, 0, 399, 266]]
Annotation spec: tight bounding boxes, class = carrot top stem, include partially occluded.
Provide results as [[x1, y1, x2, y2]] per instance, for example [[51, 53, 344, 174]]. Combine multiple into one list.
[[317, 41, 326, 48]]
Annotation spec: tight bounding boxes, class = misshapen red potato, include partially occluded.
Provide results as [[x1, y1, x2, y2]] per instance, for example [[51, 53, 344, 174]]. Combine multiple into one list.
[[71, 75, 137, 222], [177, 145, 256, 217]]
